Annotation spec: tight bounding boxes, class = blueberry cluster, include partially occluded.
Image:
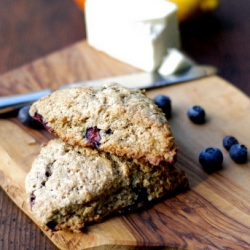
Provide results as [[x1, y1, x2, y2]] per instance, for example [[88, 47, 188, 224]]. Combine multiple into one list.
[[223, 135, 248, 164], [154, 95, 248, 173], [198, 135, 248, 173]]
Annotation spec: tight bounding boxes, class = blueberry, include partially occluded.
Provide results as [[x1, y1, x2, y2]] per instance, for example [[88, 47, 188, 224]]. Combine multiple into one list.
[[105, 128, 112, 135], [33, 111, 51, 131], [45, 166, 52, 177], [121, 185, 150, 214], [85, 126, 101, 148], [18, 106, 43, 129], [154, 95, 171, 118], [46, 221, 57, 231], [199, 147, 223, 172], [229, 144, 248, 164], [29, 193, 36, 209], [133, 185, 150, 209], [187, 105, 206, 124], [223, 135, 238, 151]]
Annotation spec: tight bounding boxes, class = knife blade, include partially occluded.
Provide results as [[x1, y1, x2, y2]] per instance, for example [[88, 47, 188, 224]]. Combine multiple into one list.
[[59, 65, 217, 90], [0, 65, 217, 114]]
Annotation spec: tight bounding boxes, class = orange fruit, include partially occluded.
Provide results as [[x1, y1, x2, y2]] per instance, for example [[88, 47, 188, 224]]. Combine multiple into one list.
[[74, 0, 85, 10]]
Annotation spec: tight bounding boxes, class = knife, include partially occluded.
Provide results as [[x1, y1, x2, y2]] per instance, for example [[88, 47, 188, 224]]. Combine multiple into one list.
[[0, 65, 217, 114]]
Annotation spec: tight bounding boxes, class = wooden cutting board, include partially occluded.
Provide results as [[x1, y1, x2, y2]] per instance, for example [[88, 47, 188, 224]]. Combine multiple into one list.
[[0, 40, 250, 250]]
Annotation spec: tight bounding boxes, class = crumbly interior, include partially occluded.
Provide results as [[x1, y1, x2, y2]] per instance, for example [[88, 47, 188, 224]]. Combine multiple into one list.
[[25, 139, 188, 232], [29, 84, 177, 166]]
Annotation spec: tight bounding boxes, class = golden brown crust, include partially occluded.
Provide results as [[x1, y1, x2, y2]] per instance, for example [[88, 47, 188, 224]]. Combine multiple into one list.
[[25, 139, 188, 232], [30, 83, 177, 165]]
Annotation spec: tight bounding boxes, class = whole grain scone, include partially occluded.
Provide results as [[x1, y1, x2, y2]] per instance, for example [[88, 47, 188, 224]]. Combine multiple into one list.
[[25, 139, 188, 232], [29, 83, 177, 166]]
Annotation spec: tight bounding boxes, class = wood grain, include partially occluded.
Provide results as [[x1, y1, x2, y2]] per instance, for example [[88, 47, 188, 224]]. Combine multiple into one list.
[[0, 41, 250, 249], [1, 1, 250, 249], [0, 0, 85, 76]]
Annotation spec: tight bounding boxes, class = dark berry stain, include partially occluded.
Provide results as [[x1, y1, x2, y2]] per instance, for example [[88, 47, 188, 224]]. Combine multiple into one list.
[[122, 185, 150, 214], [45, 167, 52, 177], [46, 221, 57, 231], [105, 128, 112, 135], [85, 126, 101, 148], [133, 185, 149, 208], [33, 112, 52, 132], [29, 193, 36, 209]]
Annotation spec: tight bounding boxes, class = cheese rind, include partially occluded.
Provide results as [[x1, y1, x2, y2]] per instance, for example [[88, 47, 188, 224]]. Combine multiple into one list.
[[85, 0, 180, 72]]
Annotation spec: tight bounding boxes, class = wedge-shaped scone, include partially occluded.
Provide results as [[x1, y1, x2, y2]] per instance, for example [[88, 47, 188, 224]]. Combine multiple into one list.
[[25, 139, 188, 232], [30, 83, 177, 166]]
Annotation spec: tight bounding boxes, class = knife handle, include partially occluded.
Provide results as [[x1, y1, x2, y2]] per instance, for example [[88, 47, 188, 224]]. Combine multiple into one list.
[[0, 89, 51, 114]]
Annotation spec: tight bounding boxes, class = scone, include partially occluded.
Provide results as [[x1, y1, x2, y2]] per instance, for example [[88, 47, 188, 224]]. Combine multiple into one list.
[[25, 139, 188, 232], [29, 83, 177, 166]]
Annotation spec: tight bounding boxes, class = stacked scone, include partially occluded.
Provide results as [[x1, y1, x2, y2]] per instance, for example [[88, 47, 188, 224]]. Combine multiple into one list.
[[25, 83, 188, 232]]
